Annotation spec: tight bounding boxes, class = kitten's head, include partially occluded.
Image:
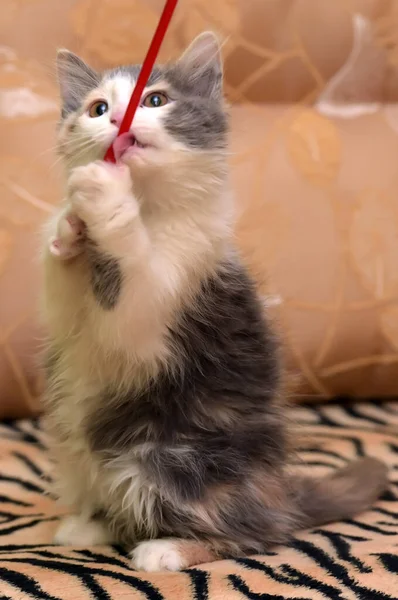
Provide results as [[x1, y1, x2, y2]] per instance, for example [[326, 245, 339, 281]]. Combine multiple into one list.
[[56, 33, 228, 189]]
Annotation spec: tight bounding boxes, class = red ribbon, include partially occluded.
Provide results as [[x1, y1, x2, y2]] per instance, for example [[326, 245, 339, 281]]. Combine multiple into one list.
[[104, 0, 179, 163]]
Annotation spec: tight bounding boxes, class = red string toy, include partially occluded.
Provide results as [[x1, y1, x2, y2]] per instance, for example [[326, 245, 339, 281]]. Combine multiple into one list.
[[104, 0, 179, 163]]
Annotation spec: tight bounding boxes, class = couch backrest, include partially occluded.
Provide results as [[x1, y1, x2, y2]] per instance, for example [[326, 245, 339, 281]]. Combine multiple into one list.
[[2, 0, 398, 417], [2, 0, 398, 104]]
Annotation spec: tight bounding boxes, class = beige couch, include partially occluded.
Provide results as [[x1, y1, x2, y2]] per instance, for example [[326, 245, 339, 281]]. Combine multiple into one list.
[[3, 0, 398, 418], [0, 1, 397, 598]]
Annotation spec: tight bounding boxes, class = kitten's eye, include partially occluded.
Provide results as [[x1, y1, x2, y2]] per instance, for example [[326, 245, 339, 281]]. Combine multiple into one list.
[[143, 92, 168, 108], [88, 100, 109, 118]]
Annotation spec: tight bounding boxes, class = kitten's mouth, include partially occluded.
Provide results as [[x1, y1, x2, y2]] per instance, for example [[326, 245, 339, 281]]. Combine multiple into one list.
[[113, 132, 150, 162]]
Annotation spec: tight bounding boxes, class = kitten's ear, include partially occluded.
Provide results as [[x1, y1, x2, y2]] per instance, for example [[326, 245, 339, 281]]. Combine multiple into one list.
[[56, 50, 99, 115], [177, 32, 223, 99]]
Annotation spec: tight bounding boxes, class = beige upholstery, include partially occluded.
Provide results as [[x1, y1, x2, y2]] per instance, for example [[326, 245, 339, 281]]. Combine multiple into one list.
[[2, 0, 398, 416]]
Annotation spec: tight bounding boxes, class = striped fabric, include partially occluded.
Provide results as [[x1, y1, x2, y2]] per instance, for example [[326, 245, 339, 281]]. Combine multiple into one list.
[[0, 401, 396, 599]]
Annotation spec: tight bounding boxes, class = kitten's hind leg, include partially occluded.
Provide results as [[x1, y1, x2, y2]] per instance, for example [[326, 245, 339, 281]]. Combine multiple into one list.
[[130, 538, 217, 572], [49, 209, 86, 260], [54, 514, 112, 547]]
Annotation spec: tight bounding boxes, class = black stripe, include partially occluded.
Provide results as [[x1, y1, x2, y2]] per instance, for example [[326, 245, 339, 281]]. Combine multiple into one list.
[[0, 512, 44, 523], [0, 476, 45, 494], [0, 517, 59, 536], [229, 574, 313, 600], [305, 432, 366, 457], [341, 519, 397, 536], [22, 550, 97, 563], [312, 529, 368, 542], [343, 405, 388, 426], [0, 544, 70, 553], [1, 557, 166, 600], [0, 567, 61, 600], [1, 422, 46, 449], [373, 507, 398, 519], [78, 573, 111, 600], [379, 489, 397, 501], [310, 407, 340, 428], [75, 549, 131, 568], [186, 568, 209, 600], [310, 530, 371, 573], [0, 495, 32, 507], [235, 557, 343, 600], [376, 553, 398, 574], [12, 452, 50, 481], [290, 539, 394, 600]]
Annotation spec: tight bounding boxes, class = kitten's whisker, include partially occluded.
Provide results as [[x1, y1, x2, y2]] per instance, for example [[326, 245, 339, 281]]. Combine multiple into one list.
[[37, 146, 62, 158], [65, 137, 100, 156]]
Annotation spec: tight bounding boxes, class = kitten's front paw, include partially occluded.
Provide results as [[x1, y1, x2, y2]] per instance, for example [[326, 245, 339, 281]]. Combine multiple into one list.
[[130, 539, 184, 572], [54, 515, 112, 546], [68, 161, 138, 231], [49, 210, 85, 260]]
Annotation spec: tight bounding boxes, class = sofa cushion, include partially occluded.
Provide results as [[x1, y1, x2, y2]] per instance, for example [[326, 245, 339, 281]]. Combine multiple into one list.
[[3, 65, 398, 415], [232, 103, 398, 399], [0, 401, 396, 598], [0, 49, 60, 418], [3, 1, 398, 415], [3, 0, 398, 104]]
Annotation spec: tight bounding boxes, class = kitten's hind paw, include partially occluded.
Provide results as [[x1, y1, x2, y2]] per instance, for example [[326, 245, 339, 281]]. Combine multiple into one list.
[[49, 212, 86, 260]]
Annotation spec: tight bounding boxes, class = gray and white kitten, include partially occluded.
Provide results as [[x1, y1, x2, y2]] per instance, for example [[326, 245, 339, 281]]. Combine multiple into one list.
[[42, 32, 387, 572]]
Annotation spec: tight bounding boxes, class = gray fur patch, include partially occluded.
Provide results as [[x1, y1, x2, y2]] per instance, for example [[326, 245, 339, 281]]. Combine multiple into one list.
[[58, 53, 100, 118], [87, 243, 122, 310], [165, 61, 223, 99], [164, 96, 227, 150], [87, 259, 282, 454], [84, 259, 293, 552], [163, 64, 227, 149], [105, 65, 163, 87]]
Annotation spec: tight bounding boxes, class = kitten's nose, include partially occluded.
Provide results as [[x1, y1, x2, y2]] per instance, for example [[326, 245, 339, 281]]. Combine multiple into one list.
[[110, 111, 124, 127]]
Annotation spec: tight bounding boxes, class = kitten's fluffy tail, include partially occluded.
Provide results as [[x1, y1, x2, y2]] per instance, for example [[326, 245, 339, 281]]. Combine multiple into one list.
[[293, 457, 388, 527]]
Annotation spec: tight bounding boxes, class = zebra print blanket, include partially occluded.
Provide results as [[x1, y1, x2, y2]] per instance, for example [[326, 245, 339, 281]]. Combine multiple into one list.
[[0, 401, 396, 599]]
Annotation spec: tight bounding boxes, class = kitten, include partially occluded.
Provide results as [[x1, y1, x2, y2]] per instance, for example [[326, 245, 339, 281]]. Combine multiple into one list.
[[41, 32, 388, 572]]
